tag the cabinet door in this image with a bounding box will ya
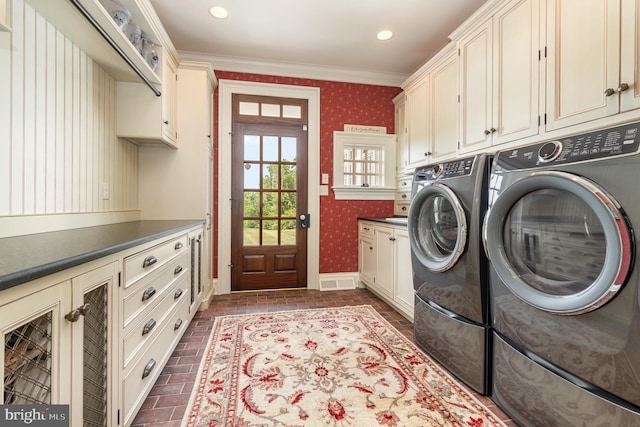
[546,0,620,130]
[1,282,71,406]
[458,18,493,152]
[374,226,395,299]
[359,234,376,285]
[405,78,430,169]
[621,0,640,112]
[161,57,178,144]
[393,228,414,319]
[70,262,119,427]
[394,95,407,172]
[429,51,458,160]
[493,0,541,145]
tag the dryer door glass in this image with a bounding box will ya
[408,183,467,272]
[484,171,633,314]
[504,189,605,295]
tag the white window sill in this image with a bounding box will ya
[332,186,396,200]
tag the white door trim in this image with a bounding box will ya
[217,79,321,294]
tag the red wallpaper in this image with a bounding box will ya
[213,72,402,276]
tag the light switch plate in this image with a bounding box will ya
[319,185,329,196]
[321,173,329,184]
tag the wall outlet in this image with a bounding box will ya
[319,185,329,196]
[102,182,110,200]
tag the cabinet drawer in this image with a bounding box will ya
[123,274,189,368]
[359,221,375,236]
[122,293,190,425]
[123,252,189,328]
[396,190,411,202]
[124,234,188,288]
[397,176,412,190]
[394,202,410,216]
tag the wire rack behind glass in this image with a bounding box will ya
[83,284,109,427]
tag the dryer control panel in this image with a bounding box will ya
[495,121,640,171]
[414,156,475,181]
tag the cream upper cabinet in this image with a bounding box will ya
[393,93,407,172]
[545,0,622,130]
[404,77,430,169]
[429,50,458,160]
[620,0,640,112]
[458,0,541,152]
[116,52,179,147]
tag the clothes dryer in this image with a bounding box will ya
[408,154,491,395]
[484,122,640,426]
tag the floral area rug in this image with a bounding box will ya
[182,305,505,427]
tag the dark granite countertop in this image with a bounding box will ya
[0,220,204,291]
[359,217,408,226]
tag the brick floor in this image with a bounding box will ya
[130,288,518,427]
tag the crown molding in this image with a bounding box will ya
[177,51,407,87]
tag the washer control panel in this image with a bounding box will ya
[414,156,475,181]
[496,121,640,171]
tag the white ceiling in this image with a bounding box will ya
[149,0,487,86]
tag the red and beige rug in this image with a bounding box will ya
[182,305,505,427]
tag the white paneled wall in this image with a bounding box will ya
[0,0,138,225]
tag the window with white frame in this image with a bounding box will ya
[332,131,396,200]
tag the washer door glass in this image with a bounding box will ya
[409,183,467,272]
[484,171,633,314]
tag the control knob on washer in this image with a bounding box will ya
[538,141,562,162]
[433,164,444,176]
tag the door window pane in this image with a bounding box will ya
[281,220,296,245]
[281,192,296,217]
[239,102,259,116]
[263,136,279,161]
[244,163,260,189]
[244,135,260,160]
[282,105,302,119]
[262,104,280,117]
[262,192,278,218]
[262,220,279,245]
[243,220,259,245]
[243,192,260,217]
[282,137,297,161]
[262,165,279,190]
[416,195,458,259]
[281,165,296,190]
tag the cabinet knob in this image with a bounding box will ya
[401,206,407,211]
[490,128,497,133]
[163,120,169,125]
[401,194,407,199]
[618,83,630,93]
[174,265,183,275]
[389,237,396,241]
[604,88,616,96]
[174,288,183,299]
[424,152,432,156]
[174,318,183,331]
[175,242,184,250]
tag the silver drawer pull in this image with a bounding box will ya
[174,288,183,299]
[142,359,156,379]
[142,319,156,336]
[142,255,157,268]
[174,265,183,275]
[175,242,183,250]
[401,194,407,199]
[401,206,407,211]
[142,287,156,302]
[174,318,183,331]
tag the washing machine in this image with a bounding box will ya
[483,121,640,426]
[408,153,491,395]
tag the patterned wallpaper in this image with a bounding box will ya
[213,72,402,276]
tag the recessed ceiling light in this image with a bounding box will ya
[377,30,393,41]
[209,6,228,19]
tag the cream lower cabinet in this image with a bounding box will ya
[1,260,119,427]
[1,226,202,427]
[358,221,414,321]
